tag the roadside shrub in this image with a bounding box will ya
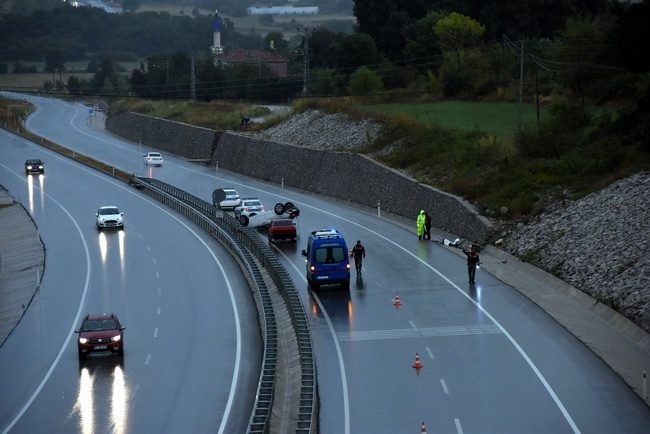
[348,66,384,96]
[440,69,472,97]
[515,102,592,158]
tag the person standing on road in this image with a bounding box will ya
[424,211,432,240]
[463,245,481,284]
[416,210,426,240]
[350,240,366,274]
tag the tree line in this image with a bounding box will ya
[0,0,648,106]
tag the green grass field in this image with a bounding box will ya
[356,101,542,140]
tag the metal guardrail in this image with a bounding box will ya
[2,118,317,433]
[131,177,317,434]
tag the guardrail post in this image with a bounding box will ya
[377,200,381,219]
[281,177,284,189]
[216,161,219,176]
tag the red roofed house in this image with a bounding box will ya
[220,49,288,78]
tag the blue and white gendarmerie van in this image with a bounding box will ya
[302,229,351,289]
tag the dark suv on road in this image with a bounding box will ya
[76,313,125,358]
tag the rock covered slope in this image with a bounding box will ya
[254,110,382,151]
[256,109,649,333]
[504,172,650,332]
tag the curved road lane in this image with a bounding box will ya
[7,93,650,433]
[0,127,261,433]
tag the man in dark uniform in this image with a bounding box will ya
[463,245,480,284]
[350,240,366,274]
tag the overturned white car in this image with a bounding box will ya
[237,202,300,228]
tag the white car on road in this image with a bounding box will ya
[96,206,124,230]
[143,152,164,166]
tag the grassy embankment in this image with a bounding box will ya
[296,97,649,218]
[110,99,271,131]
[112,96,650,218]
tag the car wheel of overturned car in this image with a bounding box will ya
[284,202,294,210]
[239,215,249,226]
[274,203,285,215]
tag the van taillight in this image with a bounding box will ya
[310,265,316,271]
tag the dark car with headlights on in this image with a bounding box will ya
[76,313,124,358]
[24,159,44,175]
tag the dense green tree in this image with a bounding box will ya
[328,33,383,70]
[434,12,485,72]
[348,66,383,95]
[553,17,610,102]
[403,11,443,65]
[44,49,65,73]
[615,0,650,73]
[352,0,608,58]
[66,75,81,95]
[307,28,343,69]
[311,69,338,96]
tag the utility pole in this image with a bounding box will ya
[191,52,196,102]
[300,28,310,95]
[518,39,524,131]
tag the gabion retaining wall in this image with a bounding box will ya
[106,112,494,244]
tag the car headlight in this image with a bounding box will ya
[111,335,121,342]
[79,337,88,344]
[27,165,32,169]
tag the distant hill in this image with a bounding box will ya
[0,0,62,15]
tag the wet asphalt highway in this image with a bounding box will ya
[0,124,261,433]
[1,94,649,433]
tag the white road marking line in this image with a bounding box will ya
[157,306,161,315]
[0,164,92,434]
[145,354,152,365]
[338,324,501,341]
[155,271,160,279]
[153,327,158,338]
[146,245,151,251]
[409,320,417,330]
[426,347,434,359]
[272,247,351,434]
[455,418,463,434]
[152,258,157,264]
[1,118,244,434]
[157,288,161,296]
[440,379,449,394]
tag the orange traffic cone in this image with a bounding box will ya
[393,293,402,307]
[420,422,428,433]
[412,352,423,369]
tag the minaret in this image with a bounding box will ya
[210,9,224,63]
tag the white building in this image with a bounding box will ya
[246,5,319,16]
